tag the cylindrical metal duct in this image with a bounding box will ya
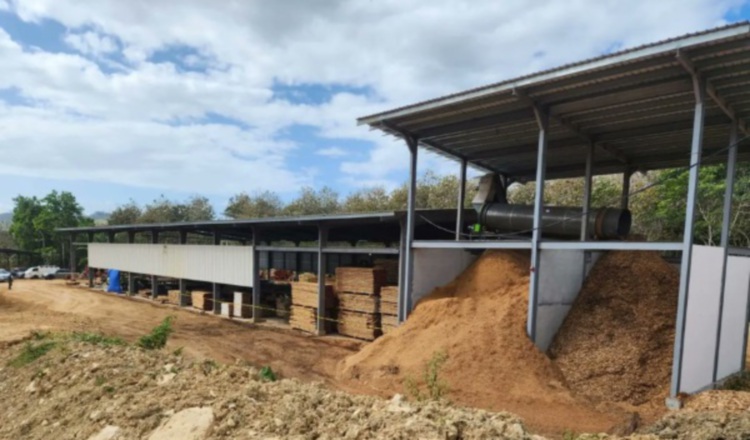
[478,203,631,239]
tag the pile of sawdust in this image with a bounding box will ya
[340,250,619,434]
[548,251,679,406]
[685,390,750,412]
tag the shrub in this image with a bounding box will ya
[8,341,56,368]
[137,316,175,350]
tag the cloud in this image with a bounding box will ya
[316,147,347,157]
[0,0,745,199]
[64,31,118,56]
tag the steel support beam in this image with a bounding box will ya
[412,240,532,250]
[670,75,706,400]
[150,231,159,300]
[676,50,750,136]
[456,158,467,240]
[397,220,407,323]
[212,231,221,314]
[403,135,419,318]
[528,106,549,342]
[316,226,329,335]
[127,231,135,295]
[713,120,739,383]
[178,231,189,307]
[581,143,594,241]
[251,228,261,323]
[87,232,95,288]
[621,168,633,210]
[539,241,683,251]
[68,234,76,277]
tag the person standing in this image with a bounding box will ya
[8,273,12,290]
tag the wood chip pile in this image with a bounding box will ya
[335,267,386,340]
[191,291,213,311]
[290,282,336,334]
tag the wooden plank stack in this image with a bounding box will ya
[335,267,386,340]
[381,313,399,335]
[167,290,181,305]
[379,286,399,317]
[290,282,335,334]
[192,291,213,311]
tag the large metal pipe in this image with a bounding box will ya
[478,203,631,240]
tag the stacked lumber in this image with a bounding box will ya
[290,282,335,334]
[374,259,399,285]
[192,291,213,311]
[379,286,399,316]
[167,290,181,305]
[335,267,386,295]
[221,303,234,318]
[336,267,387,341]
[380,313,399,335]
[233,291,252,318]
[338,310,381,340]
[297,272,317,283]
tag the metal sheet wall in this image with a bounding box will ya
[89,243,254,287]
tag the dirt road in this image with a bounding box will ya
[0,280,361,384]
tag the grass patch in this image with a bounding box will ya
[71,332,126,347]
[137,316,175,350]
[8,341,57,368]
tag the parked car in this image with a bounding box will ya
[11,267,27,278]
[24,266,60,280]
[53,269,73,279]
[0,269,11,282]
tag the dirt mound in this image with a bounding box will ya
[0,334,537,440]
[340,250,620,435]
[548,251,679,406]
[685,390,750,412]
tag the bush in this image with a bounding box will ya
[405,350,449,401]
[137,316,175,350]
[259,366,277,382]
[71,332,126,347]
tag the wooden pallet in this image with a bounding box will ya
[291,282,335,309]
[336,267,386,296]
[192,291,213,311]
[338,310,380,341]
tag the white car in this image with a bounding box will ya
[0,269,10,282]
[24,266,60,280]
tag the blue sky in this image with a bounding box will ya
[0,0,747,216]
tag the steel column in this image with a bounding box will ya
[397,219,407,323]
[528,107,549,341]
[212,231,221,314]
[317,226,329,335]
[403,136,419,318]
[251,228,261,323]
[670,76,706,399]
[621,168,633,210]
[581,143,594,241]
[713,120,739,383]
[151,231,159,300]
[127,231,135,295]
[178,231,188,307]
[68,234,76,277]
[456,158,467,240]
[87,232,94,288]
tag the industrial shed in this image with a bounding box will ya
[357,22,750,404]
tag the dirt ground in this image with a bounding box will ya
[0,279,362,385]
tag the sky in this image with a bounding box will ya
[0,0,749,216]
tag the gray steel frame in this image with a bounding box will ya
[255,245,398,255]
[713,120,739,382]
[456,158,467,240]
[581,143,594,241]
[670,74,706,398]
[317,227,328,335]
[527,107,549,341]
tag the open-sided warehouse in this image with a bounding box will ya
[357,22,750,404]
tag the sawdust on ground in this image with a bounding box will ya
[548,251,679,412]
[340,250,623,436]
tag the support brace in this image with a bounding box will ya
[528,105,549,341]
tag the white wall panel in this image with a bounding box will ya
[717,255,750,380]
[681,245,725,393]
[89,243,254,287]
[412,249,477,305]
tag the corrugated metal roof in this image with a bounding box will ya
[358,22,750,180]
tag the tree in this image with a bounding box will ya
[284,186,340,216]
[137,195,216,224]
[224,191,283,219]
[342,187,392,213]
[108,200,142,225]
[9,191,92,265]
[183,196,215,222]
